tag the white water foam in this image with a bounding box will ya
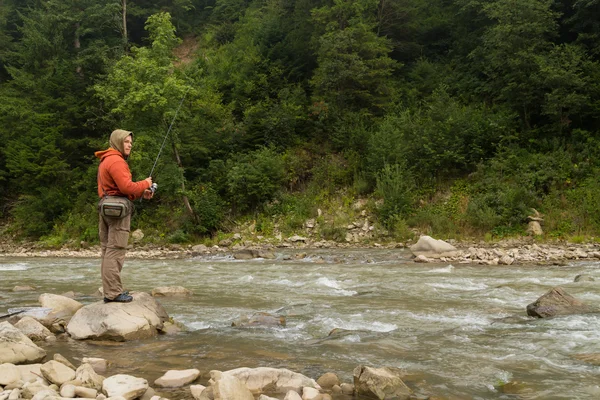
[427,279,488,291]
[0,263,29,271]
[425,265,455,273]
[316,277,357,296]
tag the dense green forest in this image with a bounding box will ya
[1,0,600,246]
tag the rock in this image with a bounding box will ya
[30,388,59,400]
[353,365,412,400]
[16,363,42,382]
[0,364,20,385]
[131,229,144,243]
[413,255,430,263]
[498,255,514,265]
[284,391,302,400]
[102,374,148,400]
[258,395,279,400]
[0,322,46,364]
[8,389,20,400]
[39,293,83,316]
[74,385,97,398]
[154,369,200,388]
[288,235,307,243]
[40,360,76,386]
[574,274,595,282]
[151,287,193,297]
[140,387,156,400]
[66,292,169,341]
[526,287,599,318]
[301,387,320,400]
[21,381,51,399]
[81,357,108,373]
[75,363,105,390]
[233,250,256,260]
[231,313,286,328]
[212,374,254,400]
[191,244,209,255]
[53,354,76,370]
[526,221,543,236]
[316,373,340,389]
[60,384,76,398]
[215,367,320,394]
[190,384,206,400]
[331,385,342,394]
[409,236,458,258]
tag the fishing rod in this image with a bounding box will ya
[147,87,191,194]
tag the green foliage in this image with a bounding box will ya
[226,146,286,212]
[375,163,415,226]
[187,184,224,234]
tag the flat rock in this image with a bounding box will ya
[66,292,169,341]
[102,374,148,400]
[215,367,320,394]
[154,369,200,387]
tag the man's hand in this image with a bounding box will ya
[143,189,154,199]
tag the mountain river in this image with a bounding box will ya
[1,248,599,399]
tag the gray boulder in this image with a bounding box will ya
[66,292,169,341]
[526,287,599,318]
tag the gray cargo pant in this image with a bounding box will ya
[99,205,131,300]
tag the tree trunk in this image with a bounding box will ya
[74,22,82,75]
[171,141,198,222]
[122,0,128,49]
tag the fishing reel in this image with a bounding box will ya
[150,183,158,194]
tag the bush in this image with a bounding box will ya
[188,184,224,234]
[226,147,286,212]
[375,163,415,227]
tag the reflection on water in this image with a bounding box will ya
[2,249,600,399]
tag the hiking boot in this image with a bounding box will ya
[104,292,133,303]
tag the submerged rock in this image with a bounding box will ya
[231,312,286,328]
[151,286,193,297]
[66,292,169,341]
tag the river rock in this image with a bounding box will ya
[74,385,97,398]
[526,287,599,318]
[81,357,108,373]
[60,384,76,398]
[231,313,286,328]
[40,360,76,386]
[258,395,279,400]
[190,384,206,400]
[75,363,105,390]
[12,286,35,292]
[301,387,320,400]
[214,367,320,394]
[409,236,458,258]
[154,369,200,387]
[316,372,340,389]
[53,354,76,370]
[30,388,59,400]
[574,274,595,282]
[21,381,51,399]
[151,287,193,297]
[16,364,42,382]
[212,374,254,400]
[0,364,20,385]
[0,322,46,364]
[284,391,302,400]
[39,293,83,316]
[14,317,53,341]
[353,365,412,400]
[66,292,169,341]
[102,374,148,400]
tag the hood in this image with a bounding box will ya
[109,129,133,157]
[94,148,123,160]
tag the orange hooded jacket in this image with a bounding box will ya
[95,130,150,201]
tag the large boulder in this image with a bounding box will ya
[39,293,83,315]
[0,322,46,364]
[66,292,169,341]
[40,360,76,386]
[213,367,320,395]
[353,366,412,400]
[212,374,254,400]
[526,287,599,318]
[409,236,458,258]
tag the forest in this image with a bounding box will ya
[1,0,600,246]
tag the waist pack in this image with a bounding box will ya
[99,196,133,218]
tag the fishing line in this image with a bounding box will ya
[148,86,191,180]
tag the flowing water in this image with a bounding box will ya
[1,249,600,399]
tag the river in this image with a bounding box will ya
[1,248,599,399]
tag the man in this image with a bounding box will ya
[95,129,153,303]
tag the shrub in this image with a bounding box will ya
[375,163,415,227]
[188,184,224,234]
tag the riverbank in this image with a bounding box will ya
[1,235,600,265]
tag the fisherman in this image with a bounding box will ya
[95,129,153,303]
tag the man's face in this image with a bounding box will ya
[123,135,133,157]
